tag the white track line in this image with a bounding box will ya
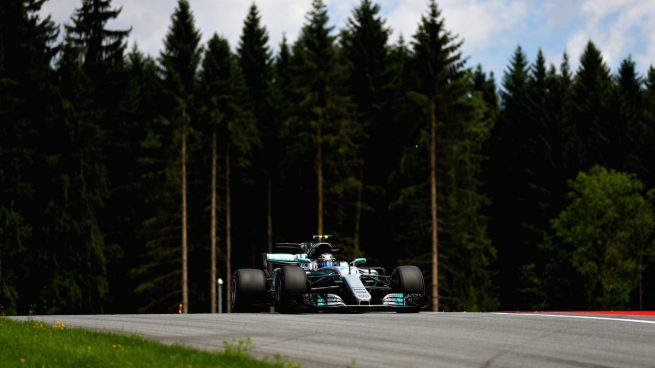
[495,312,655,325]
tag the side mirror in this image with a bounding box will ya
[297,257,312,264]
[352,258,366,265]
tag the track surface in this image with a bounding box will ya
[12,312,655,367]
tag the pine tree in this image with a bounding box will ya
[642,67,655,187]
[200,35,237,313]
[544,52,573,211]
[271,36,298,243]
[399,0,495,311]
[286,0,362,248]
[547,53,573,184]
[0,7,35,309]
[200,34,257,313]
[107,46,160,312]
[200,35,228,314]
[472,65,499,122]
[272,35,292,149]
[66,0,129,72]
[341,0,393,256]
[38,26,113,313]
[513,51,572,308]
[569,42,613,172]
[486,46,532,309]
[237,4,275,257]
[64,0,130,115]
[0,1,109,314]
[641,67,655,307]
[614,58,647,179]
[274,36,292,114]
[413,0,451,311]
[156,0,201,314]
[65,0,134,313]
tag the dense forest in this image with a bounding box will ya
[1,0,655,315]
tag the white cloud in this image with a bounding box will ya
[385,0,528,49]
[544,0,578,28]
[326,0,359,30]
[41,0,313,57]
[194,0,311,52]
[42,0,527,59]
[384,0,425,40]
[384,0,528,75]
[566,0,655,72]
[441,0,528,50]
[37,0,655,77]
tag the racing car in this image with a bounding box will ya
[231,235,426,313]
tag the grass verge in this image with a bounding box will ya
[0,317,298,368]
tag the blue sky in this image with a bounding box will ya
[41,0,655,83]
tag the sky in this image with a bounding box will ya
[41,0,655,82]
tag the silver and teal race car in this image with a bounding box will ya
[232,235,426,313]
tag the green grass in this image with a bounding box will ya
[0,318,298,368]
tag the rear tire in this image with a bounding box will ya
[275,266,307,314]
[232,269,266,313]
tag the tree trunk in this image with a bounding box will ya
[430,100,439,312]
[181,108,189,314]
[267,176,273,253]
[210,126,217,314]
[639,240,644,310]
[225,145,232,313]
[251,226,256,267]
[354,169,363,256]
[316,124,323,234]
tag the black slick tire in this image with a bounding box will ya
[391,265,425,313]
[391,265,425,294]
[232,268,266,313]
[275,266,307,314]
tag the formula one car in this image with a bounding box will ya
[232,235,426,313]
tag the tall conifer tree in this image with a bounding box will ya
[273,36,292,118]
[0,0,58,314]
[237,4,275,255]
[400,0,495,311]
[66,0,133,313]
[287,0,361,245]
[201,34,257,313]
[569,42,613,172]
[642,67,655,187]
[201,34,248,313]
[487,46,531,308]
[341,0,392,256]
[158,0,201,314]
[413,0,454,311]
[614,58,648,179]
[107,46,160,312]
[271,36,298,242]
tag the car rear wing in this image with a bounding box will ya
[261,252,311,268]
[273,243,303,254]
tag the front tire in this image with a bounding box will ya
[391,265,425,294]
[275,266,307,314]
[391,265,425,313]
[232,269,266,312]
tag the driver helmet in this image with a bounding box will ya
[317,253,336,268]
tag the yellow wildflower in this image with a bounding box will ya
[31,321,46,330]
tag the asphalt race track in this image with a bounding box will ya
[11,312,655,367]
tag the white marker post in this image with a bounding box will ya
[217,278,223,314]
